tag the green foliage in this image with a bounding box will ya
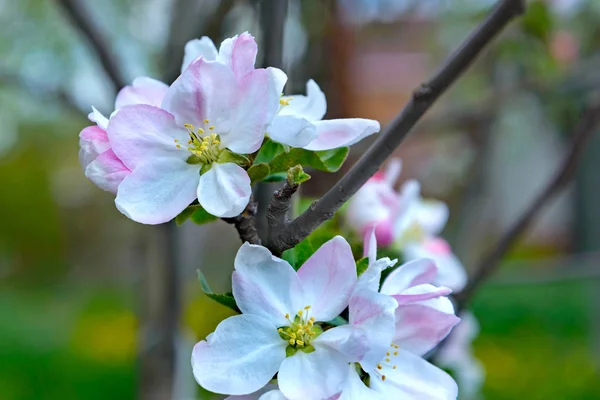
[287,165,311,184]
[254,139,285,164]
[522,0,553,44]
[247,163,271,185]
[269,147,349,174]
[175,205,218,226]
[218,149,251,167]
[196,270,240,313]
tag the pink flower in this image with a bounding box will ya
[107,52,281,223]
[336,230,460,399]
[79,78,168,193]
[346,158,468,291]
[192,237,389,399]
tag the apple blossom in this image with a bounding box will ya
[192,236,393,399]
[346,158,468,291]
[107,54,282,223]
[337,230,459,399]
[182,33,381,151]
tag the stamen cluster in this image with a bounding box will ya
[278,305,322,353]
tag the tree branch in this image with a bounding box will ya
[454,97,600,311]
[55,0,127,92]
[223,199,262,245]
[266,0,526,253]
[266,179,299,253]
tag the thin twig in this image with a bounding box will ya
[223,199,262,245]
[267,0,526,253]
[454,98,600,311]
[55,0,127,92]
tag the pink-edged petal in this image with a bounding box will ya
[348,289,397,370]
[218,32,258,79]
[107,104,190,170]
[232,242,304,327]
[297,236,357,321]
[85,149,131,194]
[222,68,281,154]
[303,118,380,151]
[380,258,438,296]
[313,325,368,364]
[345,183,393,235]
[197,162,250,218]
[404,241,468,292]
[115,77,168,109]
[88,106,108,130]
[182,37,218,73]
[369,349,458,400]
[79,125,110,168]
[278,348,349,400]
[162,58,238,132]
[337,366,385,400]
[192,314,286,396]
[394,295,460,356]
[364,226,377,263]
[114,158,199,224]
[279,79,327,121]
[392,284,452,306]
[267,115,317,148]
[393,179,421,237]
[357,257,396,293]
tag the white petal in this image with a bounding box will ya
[88,106,109,130]
[304,118,380,151]
[192,315,286,395]
[313,325,368,364]
[383,158,402,186]
[258,390,288,400]
[297,236,357,321]
[403,242,468,292]
[85,149,130,194]
[414,199,449,236]
[115,77,168,109]
[197,162,251,218]
[369,349,458,399]
[348,289,397,370]
[267,115,317,148]
[357,257,396,293]
[269,67,288,96]
[218,32,258,79]
[337,365,385,400]
[115,158,199,224]
[380,258,438,295]
[233,243,304,327]
[279,79,327,121]
[278,348,349,400]
[225,384,280,400]
[182,37,218,73]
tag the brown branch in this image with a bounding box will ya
[55,0,127,92]
[223,199,261,245]
[266,179,299,254]
[266,0,526,254]
[454,97,600,311]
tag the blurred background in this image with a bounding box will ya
[1,0,600,399]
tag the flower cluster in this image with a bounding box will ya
[345,159,467,292]
[79,32,379,223]
[192,234,460,399]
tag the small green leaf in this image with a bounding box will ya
[176,205,218,226]
[254,138,285,164]
[269,147,349,174]
[197,269,240,313]
[522,0,552,43]
[263,172,287,182]
[356,257,370,277]
[287,165,311,184]
[218,149,251,167]
[247,163,271,185]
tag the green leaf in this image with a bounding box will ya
[176,205,218,226]
[522,0,552,43]
[282,239,315,270]
[326,316,348,327]
[263,172,287,182]
[287,165,311,184]
[254,138,285,164]
[197,269,240,313]
[247,163,271,185]
[218,149,251,167]
[269,147,349,174]
[356,257,369,277]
